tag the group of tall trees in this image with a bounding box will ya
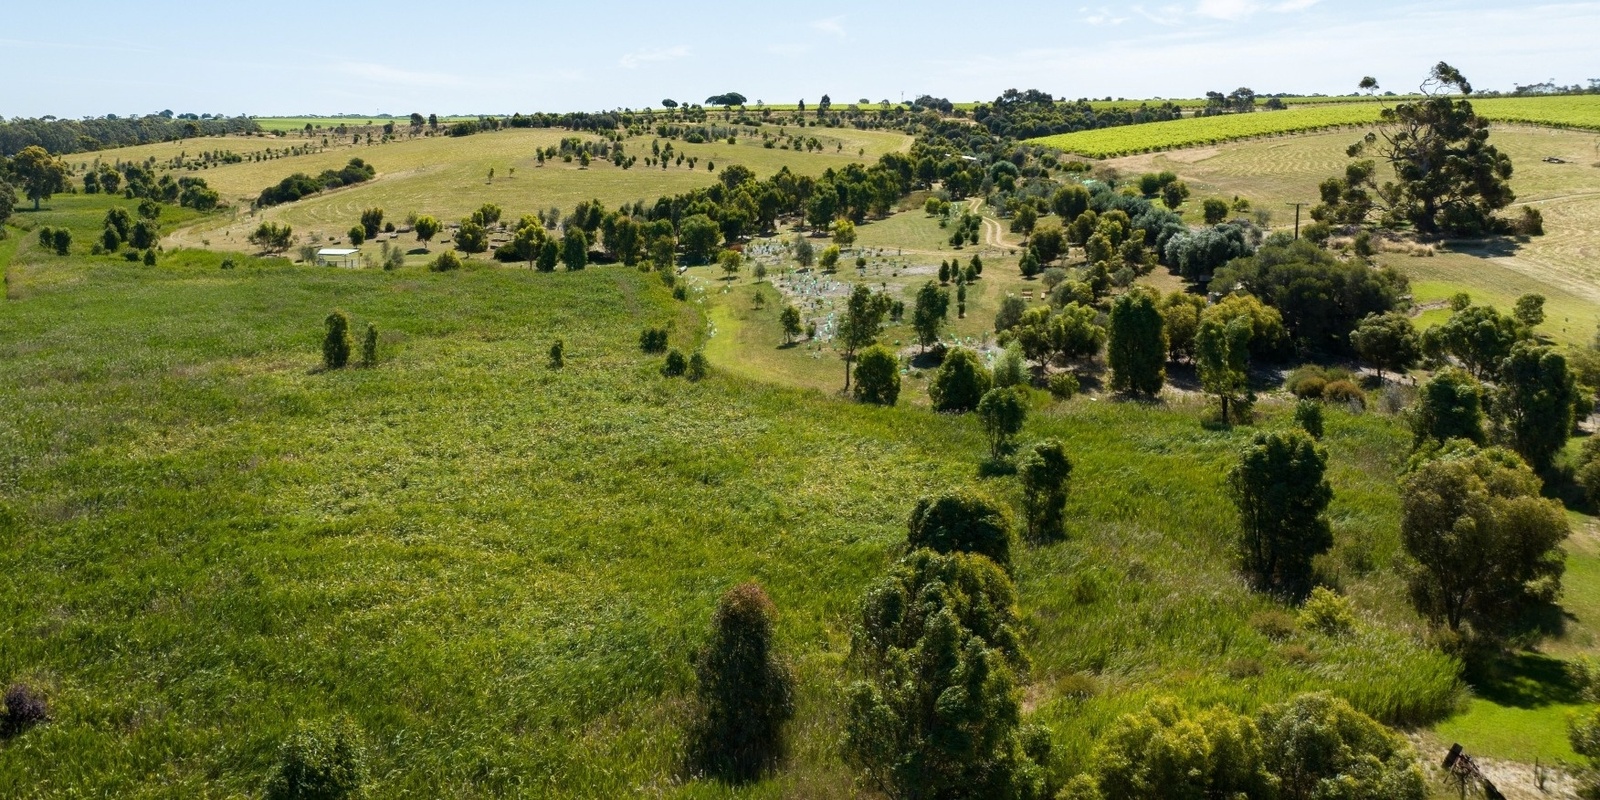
[0,113,259,157]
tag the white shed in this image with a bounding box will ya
[316,248,361,268]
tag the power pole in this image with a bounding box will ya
[1287,203,1305,239]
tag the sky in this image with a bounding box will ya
[5,0,1597,118]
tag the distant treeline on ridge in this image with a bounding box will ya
[0,114,260,158]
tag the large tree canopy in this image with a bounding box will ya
[1315,63,1515,237]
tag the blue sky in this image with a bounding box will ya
[5,0,1596,118]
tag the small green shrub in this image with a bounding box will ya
[548,339,564,369]
[361,324,378,367]
[264,717,369,800]
[1047,371,1079,400]
[662,349,687,377]
[2,683,48,735]
[639,327,669,353]
[322,310,352,370]
[687,352,708,382]
[1299,587,1356,636]
[1294,399,1324,439]
[1321,380,1366,408]
[429,250,462,272]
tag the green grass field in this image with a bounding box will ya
[8,93,1600,796]
[1029,95,1600,157]
[1,191,1469,797]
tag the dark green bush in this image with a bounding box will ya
[263,717,369,800]
[689,583,795,782]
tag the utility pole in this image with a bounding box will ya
[1287,203,1305,239]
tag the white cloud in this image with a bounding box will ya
[1194,0,1319,19]
[619,45,691,69]
[1084,7,1129,24]
[335,61,461,88]
[812,15,847,37]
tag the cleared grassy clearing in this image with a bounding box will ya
[1031,95,1600,157]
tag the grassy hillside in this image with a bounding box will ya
[1103,126,1600,347]
[0,194,1460,796]
[1028,95,1600,157]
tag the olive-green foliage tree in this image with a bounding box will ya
[1229,430,1333,600]
[1320,64,1515,237]
[11,145,69,210]
[361,323,378,367]
[561,228,588,270]
[413,215,441,246]
[778,305,802,344]
[1012,304,1103,372]
[679,214,721,265]
[977,387,1027,461]
[322,310,352,370]
[454,220,488,253]
[1411,367,1485,447]
[836,284,892,392]
[1493,341,1577,473]
[1511,295,1546,330]
[853,345,901,406]
[347,226,365,246]
[1400,443,1568,639]
[1351,311,1421,382]
[359,208,384,239]
[717,248,742,279]
[1107,290,1166,396]
[845,551,1046,800]
[511,223,546,269]
[1018,439,1073,543]
[906,490,1013,570]
[995,294,1028,334]
[429,250,462,272]
[911,280,950,352]
[1160,292,1206,364]
[689,582,795,783]
[264,717,369,800]
[929,347,993,413]
[1421,303,1524,379]
[1195,316,1254,424]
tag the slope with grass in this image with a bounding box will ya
[1029,95,1600,157]
[1101,126,1600,347]
[105,126,911,253]
[0,193,1460,796]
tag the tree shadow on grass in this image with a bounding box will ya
[1469,651,1583,709]
[1442,238,1523,259]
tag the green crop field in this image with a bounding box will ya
[1030,95,1600,157]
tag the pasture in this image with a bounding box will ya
[1,189,1462,797]
[95,126,912,252]
[8,89,1600,797]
